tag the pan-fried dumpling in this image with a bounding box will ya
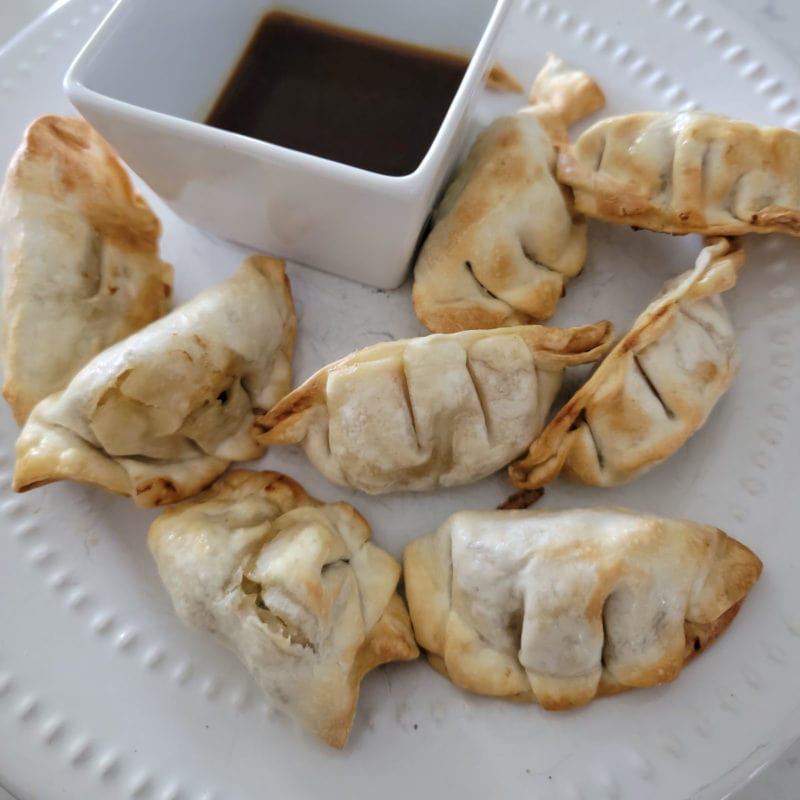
[148,470,418,749]
[0,116,174,424]
[255,320,614,494]
[412,54,605,333]
[404,506,761,709]
[558,110,800,235]
[509,237,743,489]
[13,256,295,507]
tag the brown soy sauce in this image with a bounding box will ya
[205,11,470,176]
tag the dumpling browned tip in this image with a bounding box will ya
[688,528,763,623]
[528,52,606,133]
[252,369,327,443]
[404,507,761,710]
[532,318,614,365]
[484,63,524,94]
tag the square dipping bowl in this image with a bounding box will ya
[64,0,512,288]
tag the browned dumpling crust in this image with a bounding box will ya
[13,256,295,507]
[484,63,524,94]
[510,237,743,490]
[0,116,174,424]
[148,470,418,748]
[404,507,761,710]
[558,110,800,235]
[255,320,613,494]
[411,54,605,333]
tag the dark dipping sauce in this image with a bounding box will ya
[204,11,470,176]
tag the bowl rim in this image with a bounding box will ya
[63,0,514,189]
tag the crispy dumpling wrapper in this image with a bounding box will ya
[558,110,800,235]
[509,237,743,489]
[412,54,605,333]
[0,115,174,424]
[148,470,418,748]
[255,320,614,494]
[484,63,524,94]
[13,256,295,507]
[404,507,761,709]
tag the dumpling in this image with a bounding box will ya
[13,256,295,507]
[255,320,614,494]
[557,110,800,235]
[404,506,761,709]
[412,54,605,333]
[148,470,418,748]
[509,237,743,489]
[0,116,173,424]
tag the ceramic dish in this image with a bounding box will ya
[64,0,512,289]
[0,1,799,799]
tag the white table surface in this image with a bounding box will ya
[0,1,799,799]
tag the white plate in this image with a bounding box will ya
[1,1,799,799]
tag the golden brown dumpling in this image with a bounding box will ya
[14,256,295,507]
[255,321,613,494]
[0,116,173,424]
[148,470,418,748]
[404,506,761,709]
[558,110,800,235]
[412,54,605,332]
[509,237,743,489]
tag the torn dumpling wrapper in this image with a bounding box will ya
[148,470,418,748]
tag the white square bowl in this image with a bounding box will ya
[64,0,512,288]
